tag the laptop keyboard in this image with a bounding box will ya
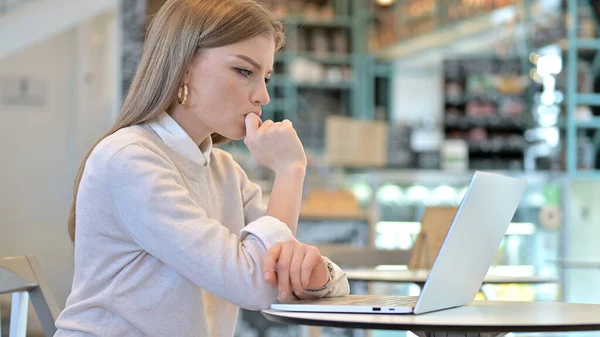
[341,296,419,307]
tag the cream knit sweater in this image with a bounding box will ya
[54,113,349,337]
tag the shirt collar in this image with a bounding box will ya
[148,112,212,166]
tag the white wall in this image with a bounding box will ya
[0,9,117,334]
[0,0,119,59]
[390,60,444,124]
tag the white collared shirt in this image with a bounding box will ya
[148,112,212,167]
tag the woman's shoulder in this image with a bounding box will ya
[88,125,165,167]
[210,148,257,182]
[211,147,234,162]
[210,147,244,171]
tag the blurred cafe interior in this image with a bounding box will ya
[2,0,600,336]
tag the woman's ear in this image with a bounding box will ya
[183,52,201,84]
[182,70,190,86]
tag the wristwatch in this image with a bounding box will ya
[301,256,336,297]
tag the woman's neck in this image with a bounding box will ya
[168,105,211,146]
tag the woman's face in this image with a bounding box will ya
[175,33,275,143]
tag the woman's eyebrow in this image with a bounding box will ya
[231,54,273,74]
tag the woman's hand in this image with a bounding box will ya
[244,113,307,175]
[263,239,329,301]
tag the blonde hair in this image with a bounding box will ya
[68,0,285,242]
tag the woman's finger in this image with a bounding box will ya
[289,245,307,296]
[301,246,322,288]
[244,113,262,137]
[263,243,282,287]
[258,119,274,135]
[276,241,294,300]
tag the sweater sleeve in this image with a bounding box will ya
[106,144,293,310]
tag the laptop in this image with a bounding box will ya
[271,171,527,314]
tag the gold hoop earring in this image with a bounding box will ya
[178,84,188,105]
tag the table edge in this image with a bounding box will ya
[261,310,600,333]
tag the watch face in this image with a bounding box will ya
[325,258,335,285]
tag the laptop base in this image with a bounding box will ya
[271,295,417,314]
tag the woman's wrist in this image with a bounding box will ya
[275,162,306,179]
[305,262,330,290]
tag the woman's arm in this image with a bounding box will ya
[265,164,305,235]
[241,114,351,302]
[107,144,294,310]
[237,160,305,236]
[243,114,307,235]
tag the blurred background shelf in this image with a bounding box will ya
[281,16,353,28]
[372,4,520,63]
[295,81,355,89]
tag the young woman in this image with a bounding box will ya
[54,0,349,336]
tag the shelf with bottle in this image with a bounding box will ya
[267,72,355,89]
[443,57,530,170]
[281,15,352,28]
[367,0,520,56]
[267,0,353,26]
[444,114,527,132]
[276,51,353,65]
[260,0,371,125]
[467,137,526,156]
[444,91,529,105]
[295,81,354,90]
